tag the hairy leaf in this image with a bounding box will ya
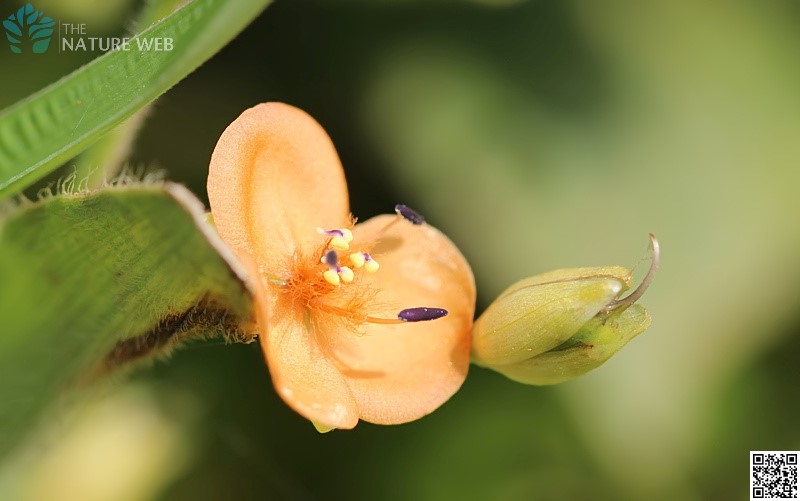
[0,184,253,457]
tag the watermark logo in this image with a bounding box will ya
[3,3,173,55]
[3,3,55,54]
[60,24,173,52]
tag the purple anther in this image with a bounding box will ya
[397,307,448,322]
[324,250,339,268]
[394,204,425,225]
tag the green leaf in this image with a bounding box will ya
[72,0,190,189]
[0,0,272,198]
[0,183,253,458]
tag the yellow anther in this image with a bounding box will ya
[323,269,340,286]
[364,259,380,273]
[349,252,366,268]
[339,266,355,283]
[341,228,354,243]
[329,236,349,251]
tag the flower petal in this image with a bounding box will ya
[262,309,360,430]
[242,254,359,429]
[208,102,350,275]
[336,215,476,424]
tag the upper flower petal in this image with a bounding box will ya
[207,102,350,275]
[332,214,476,424]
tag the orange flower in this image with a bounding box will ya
[207,103,476,430]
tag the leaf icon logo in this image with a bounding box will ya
[3,3,56,54]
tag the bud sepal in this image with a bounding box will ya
[484,303,650,385]
[470,235,659,385]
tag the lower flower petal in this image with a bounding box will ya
[338,215,476,424]
[243,255,359,430]
[263,309,360,430]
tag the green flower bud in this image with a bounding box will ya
[471,235,658,385]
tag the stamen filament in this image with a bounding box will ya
[365,316,407,325]
[377,217,400,237]
[374,203,423,240]
[312,303,449,325]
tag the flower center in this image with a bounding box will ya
[269,204,449,328]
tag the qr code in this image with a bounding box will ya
[751,451,798,500]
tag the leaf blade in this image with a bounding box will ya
[0,0,271,197]
[0,184,253,457]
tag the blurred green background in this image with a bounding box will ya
[2,0,799,499]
